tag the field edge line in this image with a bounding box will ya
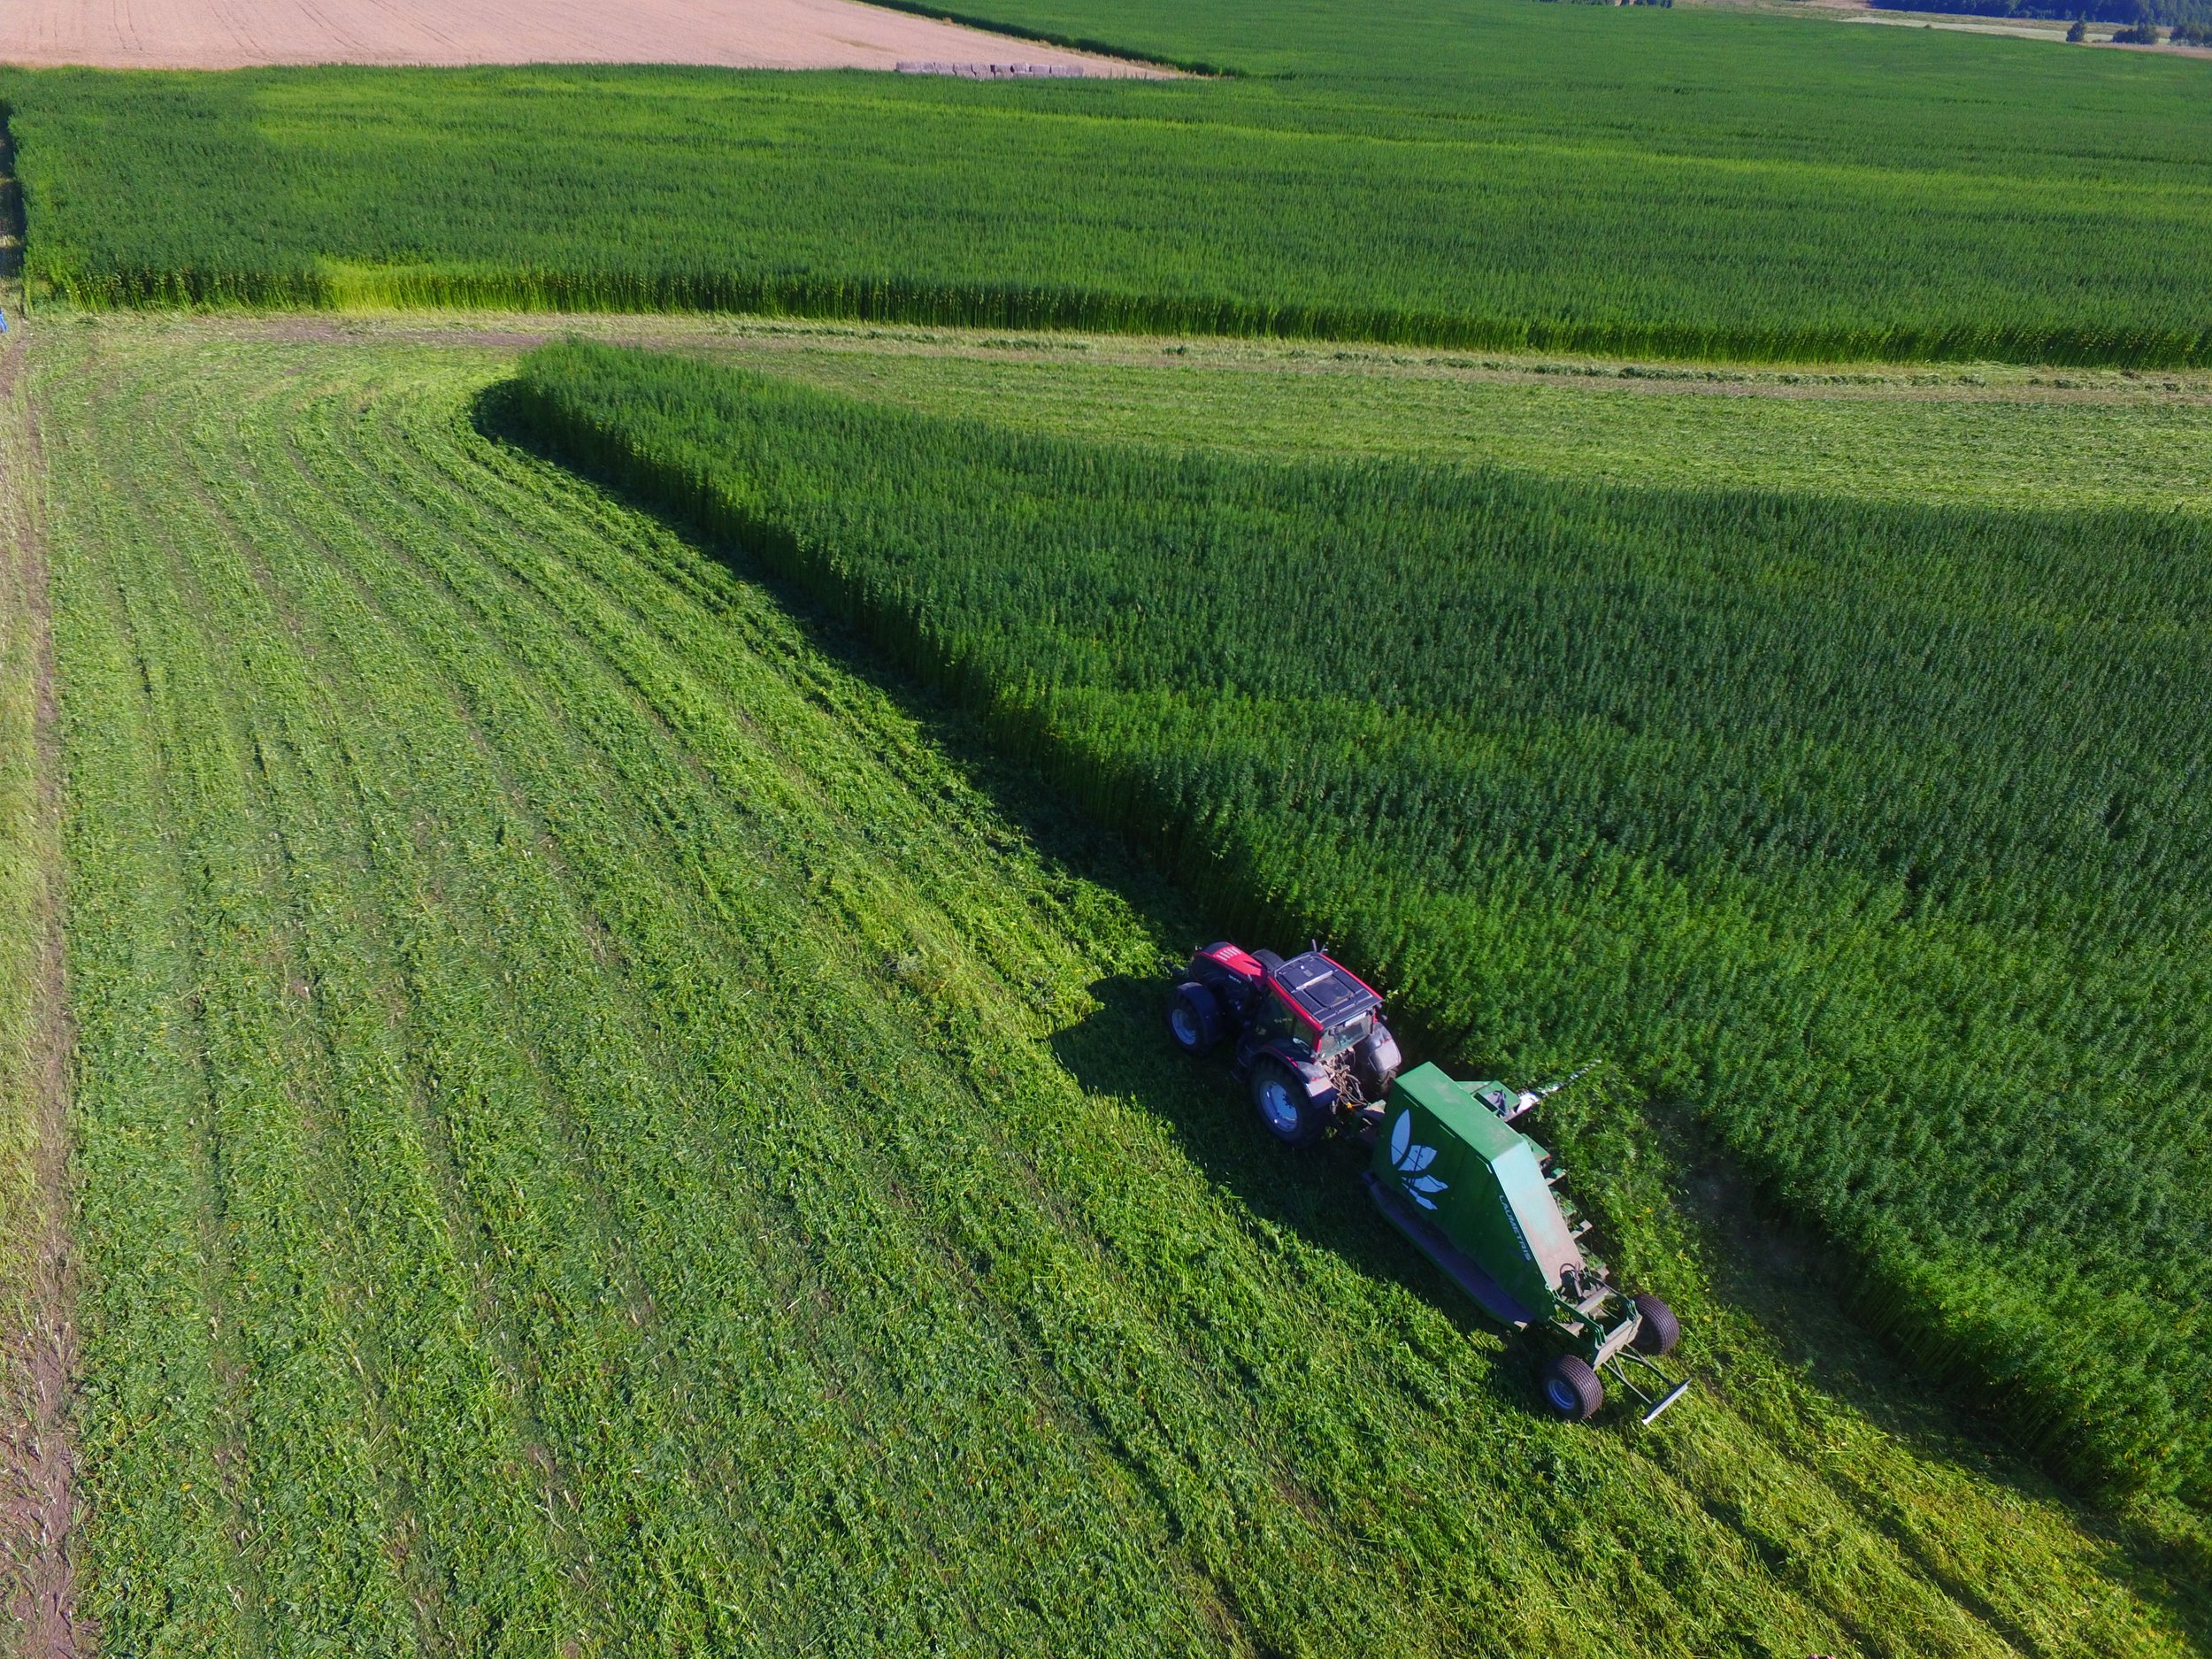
[35,272,2212,375]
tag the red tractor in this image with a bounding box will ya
[1167,942,1405,1145]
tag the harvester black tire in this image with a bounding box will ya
[1541,1354,1605,1422]
[1630,1294,1679,1356]
[1250,1060,1326,1147]
[1167,982,1222,1056]
[1253,949,1286,973]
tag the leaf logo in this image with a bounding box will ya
[1390,1110,1449,1210]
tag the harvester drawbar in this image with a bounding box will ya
[1169,941,1691,1425]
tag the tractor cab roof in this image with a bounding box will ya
[1269,950,1382,1035]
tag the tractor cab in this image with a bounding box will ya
[1170,941,1403,1143]
[1261,949,1381,1058]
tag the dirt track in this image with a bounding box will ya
[0,0,1165,73]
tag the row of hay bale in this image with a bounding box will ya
[895,61,1094,76]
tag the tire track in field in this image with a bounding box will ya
[304,369,1250,1655]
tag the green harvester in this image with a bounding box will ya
[1367,1064,1691,1423]
[1168,941,1689,1422]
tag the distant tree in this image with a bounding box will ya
[2067,15,2089,35]
[1875,0,2209,30]
[2113,19,2161,37]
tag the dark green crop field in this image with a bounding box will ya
[6,0,2212,363]
[508,341,2212,1511]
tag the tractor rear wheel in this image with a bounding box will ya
[1631,1294,1679,1356]
[1541,1354,1605,1421]
[1167,982,1221,1056]
[1250,1060,1325,1146]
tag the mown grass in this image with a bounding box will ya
[98,311,2212,516]
[6,0,2212,365]
[661,325,2212,513]
[0,316,46,1630]
[507,340,2212,1512]
[33,313,2212,1655]
[0,350,32,1243]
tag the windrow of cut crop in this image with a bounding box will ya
[501,342,2212,1510]
[0,304,66,1645]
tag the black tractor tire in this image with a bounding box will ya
[1253,949,1286,974]
[1630,1294,1680,1356]
[1250,1059,1327,1147]
[1541,1354,1606,1422]
[1167,982,1222,1056]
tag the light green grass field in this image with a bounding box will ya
[0,337,35,1301]
[664,323,2212,513]
[0,307,68,1650]
[22,310,2209,1655]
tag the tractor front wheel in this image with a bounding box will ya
[1541,1354,1605,1421]
[1251,1060,1325,1146]
[1167,982,1221,1056]
[1630,1294,1679,1356]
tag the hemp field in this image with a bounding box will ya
[9,0,2212,365]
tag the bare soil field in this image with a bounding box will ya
[0,0,1164,73]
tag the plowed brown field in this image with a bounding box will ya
[0,0,1163,72]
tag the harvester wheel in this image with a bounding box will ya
[1541,1354,1605,1421]
[1630,1294,1679,1356]
[1250,1060,1325,1146]
[1167,982,1221,1056]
